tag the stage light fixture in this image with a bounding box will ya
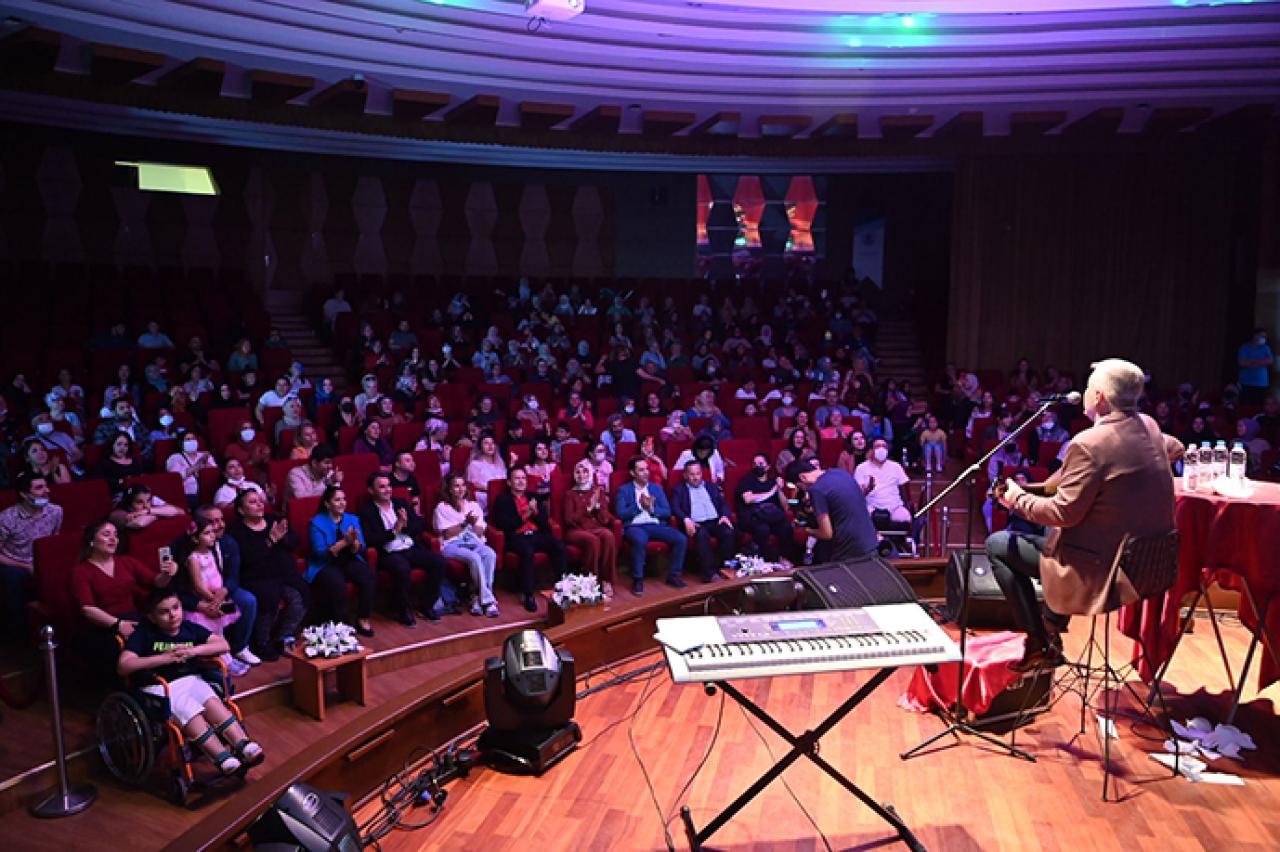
[114,161,218,195]
[247,782,361,852]
[478,630,581,775]
[525,0,585,21]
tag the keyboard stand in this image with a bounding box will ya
[679,670,927,852]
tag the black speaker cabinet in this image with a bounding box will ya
[795,555,918,610]
[945,550,1042,630]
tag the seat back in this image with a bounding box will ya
[50,479,112,532]
[288,496,323,559]
[123,472,187,509]
[1118,530,1180,601]
[33,531,85,633]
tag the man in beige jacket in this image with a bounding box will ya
[990,358,1183,671]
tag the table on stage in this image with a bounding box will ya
[1119,479,1280,719]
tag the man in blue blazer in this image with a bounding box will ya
[615,455,687,595]
[671,460,737,581]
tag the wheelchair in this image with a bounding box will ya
[96,658,253,806]
[871,507,921,558]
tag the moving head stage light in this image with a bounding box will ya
[478,630,581,775]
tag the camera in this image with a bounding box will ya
[220,601,238,615]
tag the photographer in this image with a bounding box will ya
[785,457,879,563]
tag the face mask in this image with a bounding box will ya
[624,404,635,414]
[782,395,794,406]
[527,399,539,411]
[872,447,889,463]
[159,414,174,428]
[753,464,768,476]
[36,422,54,435]
[707,366,716,375]
[240,428,256,443]
[31,497,49,508]
[1043,419,1055,430]
[593,451,606,462]
[341,401,355,413]
[183,439,199,454]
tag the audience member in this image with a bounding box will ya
[352,419,394,468]
[735,454,793,562]
[95,432,144,495]
[776,426,817,476]
[360,473,446,625]
[674,434,726,484]
[166,435,218,508]
[492,466,565,613]
[562,460,618,593]
[116,587,264,775]
[854,438,912,524]
[1238,328,1275,405]
[616,456,687,595]
[22,440,71,485]
[285,447,339,509]
[108,484,185,531]
[434,472,500,616]
[671,460,736,581]
[223,420,270,484]
[227,492,307,662]
[180,514,246,674]
[72,520,178,676]
[918,416,947,474]
[306,486,375,637]
[600,413,637,460]
[213,457,266,510]
[93,398,154,460]
[0,472,62,640]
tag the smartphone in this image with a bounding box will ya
[158,545,172,564]
[220,601,238,614]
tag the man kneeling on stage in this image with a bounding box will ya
[990,358,1184,672]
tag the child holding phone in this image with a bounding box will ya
[183,516,243,674]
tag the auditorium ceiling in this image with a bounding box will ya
[1,0,1277,167]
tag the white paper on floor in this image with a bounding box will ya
[1096,715,1119,740]
[1192,771,1246,786]
[1150,752,1208,779]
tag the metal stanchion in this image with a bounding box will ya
[940,506,951,559]
[30,625,96,819]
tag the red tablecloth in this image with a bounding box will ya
[1118,481,1280,692]
[900,631,1027,716]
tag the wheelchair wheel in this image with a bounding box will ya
[170,775,191,807]
[97,692,156,785]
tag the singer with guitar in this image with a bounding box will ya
[989,359,1184,672]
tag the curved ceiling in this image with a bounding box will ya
[1,0,1277,150]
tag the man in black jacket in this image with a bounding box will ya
[492,466,567,613]
[671,460,736,581]
[359,472,446,626]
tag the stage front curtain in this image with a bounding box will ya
[946,150,1239,391]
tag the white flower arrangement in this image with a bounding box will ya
[551,573,605,610]
[732,553,785,578]
[301,621,363,659]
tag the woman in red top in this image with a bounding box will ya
[72,520,178,677]
[562,460,618,593]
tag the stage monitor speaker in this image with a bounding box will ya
[945,550,1042,630]
[248,782,361,852]
[795,555,917,610]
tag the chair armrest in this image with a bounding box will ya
[486,527,506,554]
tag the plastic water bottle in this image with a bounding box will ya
[1229,441,1248,482]
[1199,442,1214,490]
[1213,440,1229,480]
[1182,444,1199,491]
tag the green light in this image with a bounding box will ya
[115,161,219,195]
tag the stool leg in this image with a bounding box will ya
[1102,612,1113,802]
[1078,617,1097,736]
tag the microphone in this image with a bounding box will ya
[1040,391,1081,404]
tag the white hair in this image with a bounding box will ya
[1088,358,1145,412]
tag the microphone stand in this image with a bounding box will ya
[899,398,1059,763]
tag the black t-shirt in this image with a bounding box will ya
[609,358,641,400]
[123,619,212,682]
[389,471,422,498]
[735,473,781,514]
[807,469,878,561]
[227,518,297,584]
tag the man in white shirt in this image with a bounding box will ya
[853,438,912,523]
[671,461,736,581]
[255,375,296,425]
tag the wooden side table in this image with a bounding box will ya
[288,647,371,721]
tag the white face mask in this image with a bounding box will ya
[183,439,199,454]
[159,414,174,428]
[527,399,539,411]
[240,428,256,443]
[782,395,794,406]
[36,422,54,435]
[872,447,889,463]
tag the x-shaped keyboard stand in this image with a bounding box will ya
[680,669,927,852]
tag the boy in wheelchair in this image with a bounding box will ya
[117,587,265,775]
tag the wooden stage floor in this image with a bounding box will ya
[356,618,1280,852]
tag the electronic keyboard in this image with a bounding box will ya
[657,603,961,683]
